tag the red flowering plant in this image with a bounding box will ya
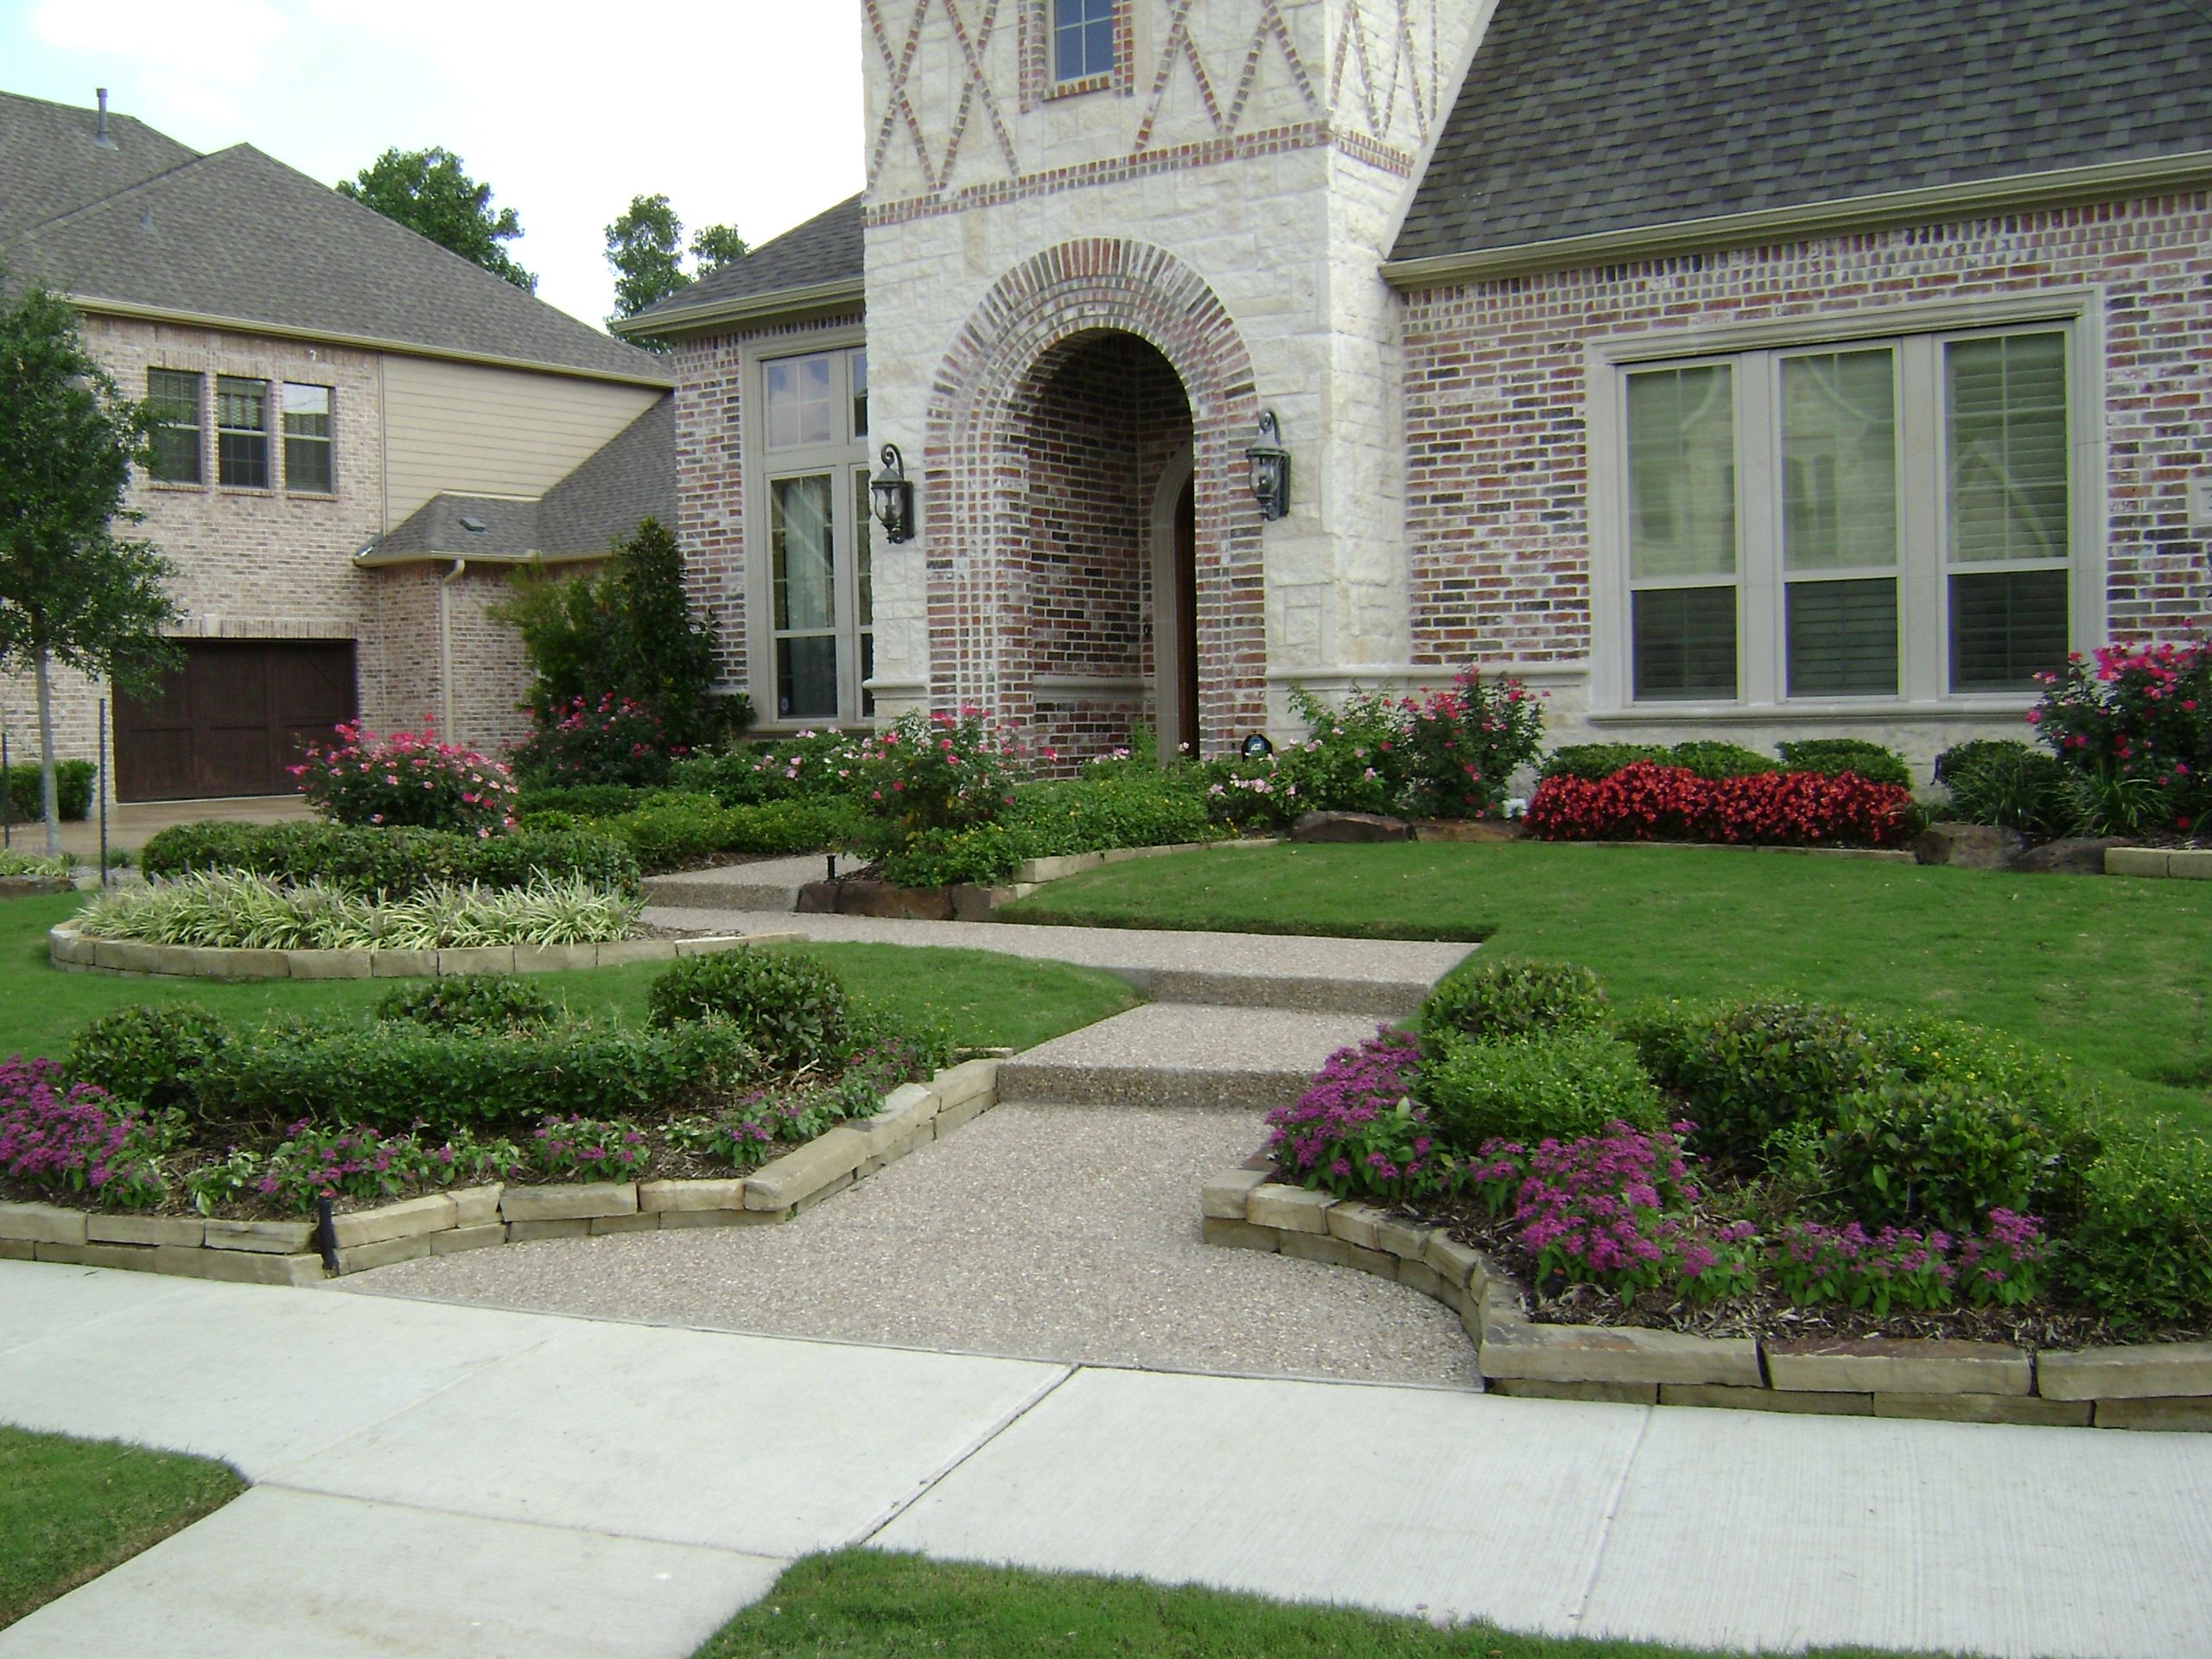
[510,693,687,790]
[848,708,1035,855]
[1525,761,1912,848]
[2031,639,2212,836]
[1397,669,1546,819]
[291,721,518,836]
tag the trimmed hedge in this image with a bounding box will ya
[1776,739,1913,791]
[1421,1029,1669,1149]
[1418,958,1609,1047]
[601,793,868,874]
[516,783,656,820]
[1538,744,1669,782]
[3,760,93,823]
[137,821,639,897]
[880,776,1216,887]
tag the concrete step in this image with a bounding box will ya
[642,855,835,913]
[996,1003,1377,1112]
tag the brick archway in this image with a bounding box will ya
[923,238,1265,754]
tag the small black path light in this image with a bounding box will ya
[1241,732,1274,759]
[1246,410,1290,522]
[869,443,916,543]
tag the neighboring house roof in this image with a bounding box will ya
[357,397,674,567]
[1392,0,2212,274]
[1,92,667,386]
[618,194,864,336]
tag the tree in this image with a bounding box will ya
[338,148,536,292]
[0,281,182,854]
[605,194,747,335]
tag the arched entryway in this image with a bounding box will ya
[920,238,1267,758]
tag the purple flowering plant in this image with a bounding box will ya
[1266,1029,1458,1202]
[0,1056,168,1209]
[528,1116,650,1182]
[1773,1211,2049,1317]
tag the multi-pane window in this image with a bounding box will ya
[145,369,203,485]
[215,375,270,489]
[282,383,334,493]
[757,346,874,723]
[1053,0,1116,83]
[1617,325,2075,706]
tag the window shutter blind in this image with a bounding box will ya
[1787,579,1899,696]
[1950,569,2069,691]
[1628,365,1736,579]
[1948,333,2069,564]
[1633,587,1738,700]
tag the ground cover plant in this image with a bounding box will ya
[0,848,73,879]
[688,1550,1921,1659]
[997,841,2212,1135]
[0,1427,243,1630]
[1267,956,2212,1339]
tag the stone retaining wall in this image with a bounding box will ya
[1203,1167,2212,1432]
[2107,849,2212,881]
[46,921,804,981]
[0,1060,999,1282]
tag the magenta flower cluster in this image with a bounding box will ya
[1773,1211,2048,1316]
[2032,639,2210,833]
[0,1057,164,1208]
[1265,1029,1452,1201]
[529,1116,650,1181]
[291,718,518,836]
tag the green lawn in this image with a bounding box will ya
[0,1427,243,1630]
[692,1551,1927,1659]
[0,893,1139,1063]
[1001,842,2212,1131]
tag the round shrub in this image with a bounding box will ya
[68,1003,228,1113]
[1538,743,1669,781]
[1820,1075,2091,1235]
[1666,741,1781,780]
[377,975,556,1032]
[646,949,850,1072]
[1622,999,1885,1168]
[1419,1029,1667,1152]
[1419,959,1609,1048]
[1775,739,1914,791]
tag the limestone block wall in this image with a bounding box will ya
[1400,193,2212,773]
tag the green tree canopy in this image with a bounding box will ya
[605,194,747,335]
[338,147,537,292]
[0,281,182,850]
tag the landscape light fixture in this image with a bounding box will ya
[1241,732,1274,759]
[1246,410,1290,522]
[870,443,916,543]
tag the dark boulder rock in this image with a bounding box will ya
[2010,837,2128,876]
[1912,822,2025,869]
[1291,810,1414,844]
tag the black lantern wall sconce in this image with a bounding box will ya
[870,443,916,543]
[1246,410,1290,522]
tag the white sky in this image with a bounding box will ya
[1,0,867,332]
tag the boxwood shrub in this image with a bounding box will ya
[138,821,639,897]
[1775,739,1914,791]
[376,974,557,1032]
[68,1003,229,1112]
[1418,959,1608,1049]
[600,793,868,874]
[879,776,1215,887]
[647,949,850,1071]
[1665,741,1782,780]
[1421,1029,1667,1150]
[1538,744,1668,781]
[3,759,94,822]
[516,784,655,820]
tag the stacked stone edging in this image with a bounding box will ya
[2107,848,2212,881]
[1203,1167,2212,1431]
[0,1060,999,1282]
[46,921,805,981]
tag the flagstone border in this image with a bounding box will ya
[45,921,805,981]
[0,1059,999,1282]
[2106,848,2212,881]
[1202,1165,2212,1432]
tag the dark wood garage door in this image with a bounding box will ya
[114,641,358,802]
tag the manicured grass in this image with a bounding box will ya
[0,893,1139,1063]
[1001,842,2212,1131]
[0,1427,243,1630]
[691,1550,1926,1659]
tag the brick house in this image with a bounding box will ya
[627,0,2211,778]
[0,90,673,802]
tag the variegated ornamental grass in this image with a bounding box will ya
[74,870,643,950]
[0,849,74,880]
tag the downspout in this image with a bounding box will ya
[439,559,467,741]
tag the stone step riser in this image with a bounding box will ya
[995,1064,1313,1113]
[1138,969,1422,1021]
[643,881,804,912]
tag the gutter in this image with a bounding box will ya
[1381,149,2212,289]
[613,276,867,340]
[351,547,610,570]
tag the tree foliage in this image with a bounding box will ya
[497,517,736,748]
[604,194,747,336]
[0,280,183,846]
[338,147,536,292]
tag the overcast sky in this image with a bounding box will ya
[3,0,867,331]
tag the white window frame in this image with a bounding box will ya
[1586,289,2107,721]
[741,329,874,730]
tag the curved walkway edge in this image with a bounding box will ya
[3,1261,2209,1659]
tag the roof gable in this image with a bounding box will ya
[1395,0,2212,269]
[622,195,863,334]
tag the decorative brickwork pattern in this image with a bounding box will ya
[923,238,1266,753]
[1402,196,2212,683]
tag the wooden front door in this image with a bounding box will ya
[114,640,357,801]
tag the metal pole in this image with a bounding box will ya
[2,732,10,849]
[98,702,110,887]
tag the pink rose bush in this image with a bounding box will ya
[292,720,518,836]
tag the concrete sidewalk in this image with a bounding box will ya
[3,1262,2209,1658]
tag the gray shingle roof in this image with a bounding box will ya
[362,397,672,564]
[3,95,666,385]
[623,194,862,332]
[1393,0,2212,268]
[0,90,198,247]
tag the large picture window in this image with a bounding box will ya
[753,345,874,725]
[1612,322,2080,707]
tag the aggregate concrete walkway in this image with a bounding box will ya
[351,1102,1476,1385]
[4,1261,2211,1659]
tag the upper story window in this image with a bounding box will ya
[1611,322,2081,708]
[1053,0,1116,84]
[146,369,203,485]
[215,375,270,489]
[283,383,334,493]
